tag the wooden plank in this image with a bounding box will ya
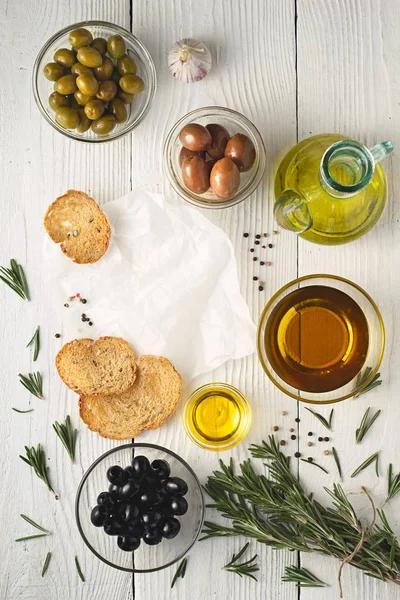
[296,0,400,598]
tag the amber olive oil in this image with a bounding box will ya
[183,383,251,451]
[264,285,369,393]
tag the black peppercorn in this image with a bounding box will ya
[89,321,93,326]
[253,257,258,262]
[250,248,254,253]
[260,261,265,265]
[324,437,329,442]
[295,417,300,422]
[308,457,313,462]
[258,286,264,291]
[294,452,301,458]
[308,432,313,436]
[64,303,69,308]
[255,240,260,245]
[318,437,323,442]
[253,276,258,281]
[55,333,61,338]
[291,434,296,440]
[280,440,286,446]
[268,243,273,248]
[255,234,261,239]
[243,233,249,238]
[81,298,87,304]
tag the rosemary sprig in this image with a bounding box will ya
[20,514,50,534]
[20,444,57,497]
[350,451,380,478]
[0,259,30,300]
[26,326,40,362]
[42,552,51,577]
[15,533,48,542]
[53,415,78,462]
[171,557,187,588]
[355,408,381,443]
[222,542,259,580]
[282,565,328,587]
[300,458,329,474]
[12,407,34,413]
[354,367,382,398]
[332,447,342,480]
[305,407,334,431]
[386,463,400,504]
[18,372,43,399]
[75,556,85,582]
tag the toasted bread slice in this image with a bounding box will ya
[79,355,182,439]
[44,190,111,264]
[56,337,136,396]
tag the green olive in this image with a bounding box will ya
[55,106,80,129]
[117,89,134,104]
[69,27,93,49]
[48,91,70,111]
[96,80,117,102]
[110,68,121,84]
[43,62,65,81]
[117,54,137,76]
[69,95,80,109]
[84,99,105,120]
[107,34,126,59]
[93,56,114,81]
[54,74,78,95]
[77,46,103,68]
[76,73,99,96]
[91,114,117,135]
[54,48,77,68]
[91,37,107,55]
[109,98,127,123]
[76,108,91,133]
[119,74,144,95]
[71,62,93,76]
[74,90,95,105]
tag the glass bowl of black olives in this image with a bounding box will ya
[33,21,156,142]
[75,443,204,572]
[163,106,266,209]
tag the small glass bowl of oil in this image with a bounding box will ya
[183,383,251,451]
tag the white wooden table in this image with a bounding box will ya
[1,0,399,598]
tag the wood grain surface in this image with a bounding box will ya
[0,0,399,599]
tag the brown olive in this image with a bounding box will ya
[107,34,126,59]
[210,158,240,198]
[71,62,93,76]
[76,73,99,96]
[91,114,117,135]
[206,124,230,160]
[178,146,206,167]
[96,80,117,102]
[48,91,70,111]
[182,156,210,194]
[55,106,80,129]
[109,98,128,123]
[84,99,105,120]
[179,123,212,152]
[77,46,103,68]
[94,56,114,81]
[69,27,93,49]
[43,62,65,81]
[54,74,77,95]
[225,133,256,172]
[91,37,108,55]
[76,108,91,133]
[54,48,77,68]
[119,74,144,95]
[74,90,94,105]
[117,89,134,104]
[117,54,137,76]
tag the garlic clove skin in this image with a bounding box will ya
[168,38,212,83]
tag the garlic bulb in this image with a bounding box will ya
[168,38,212,83]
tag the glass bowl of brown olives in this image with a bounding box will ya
[33,21,156,142]
[164,106,266,208]
[75,443,204,572]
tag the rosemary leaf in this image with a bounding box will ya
[53,415,78,462]
[305,407,333,431]
[0,259,30,300]
[386,463,400,503]
[12,407,34,413]
[18,372,43,399]
[15,534,48,542]
[283,565,328,588]
[351,451,380,478]
[20,514,50,534]
[354,367,382,398]
[223,542,259,581]
[355,408,381,443]
[20,444,57,497]
[300,458,329,474]
[332,447,342,480]
[26,326,40,362]
[75,556,85,582]
[42,552,51,577]
[171,557,188,588]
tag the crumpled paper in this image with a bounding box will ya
[44,189,256,381]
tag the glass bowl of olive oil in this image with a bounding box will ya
[258,275,385,404]
[183,383,251,451]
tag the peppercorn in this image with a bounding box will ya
[280,440,286,446]
[266,262,272,266]
[253,257,258,262]
[308,432,313,436]
[294,452,301,458]
[324,437,329,442]
[307,442,312,447]
[308,457,313,462]
[272,230,278,235]
[81,298,87,304]
[262,245,266,249]
[255,240,260,245]
[253,276,258,281]
[318,437,323,442]
[255,234,261,239]
[81,317,86,322]
[89,321,93,326]
[258,286,264,291]
[263,233,268,238]
[273,425,279,431]
[260,261,265,265]
[295,418,300,422]
[268,243,273,248]
[281,411,287,416]
[64,303,69,308]
[243,233,249,238]
[289,428,294,433]
[81,313,86,318]
[55,333,61,338]
[324,450,329,455]
[250,248,254,253]
[291,434,296,440]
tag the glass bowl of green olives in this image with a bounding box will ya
[75,443,205,572]
[33,21,156,142]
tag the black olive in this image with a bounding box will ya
[104,518,124,536]
[108,483,120,496]
[160,517,181,539]
[97,491,117,509]
[90,504,108,527]
[106,465,127,486]
[117,535,141,552]
[119,502,140,523]
[124,466,136,479]
[151,459,171,480]
[162,477,188,496]
[131,455,150,477]
[138,490,163,508]
[119,479,140,500]
[126,520,144,539]
[143,527,162,545]
[141,510,162,526]
[165,496,188,516]
[142,473,162,490]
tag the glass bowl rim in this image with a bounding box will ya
[75,442,205,572]
[163,105,267,209]
[32,20,157,144]
[257,273,385,405]
[182,382,252,450]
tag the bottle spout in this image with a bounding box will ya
[274,190,313,234]
[369,141,394,165]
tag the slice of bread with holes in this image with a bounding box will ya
[44,190,111,264]
[79,355,182,439]
[56,337,136,396]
